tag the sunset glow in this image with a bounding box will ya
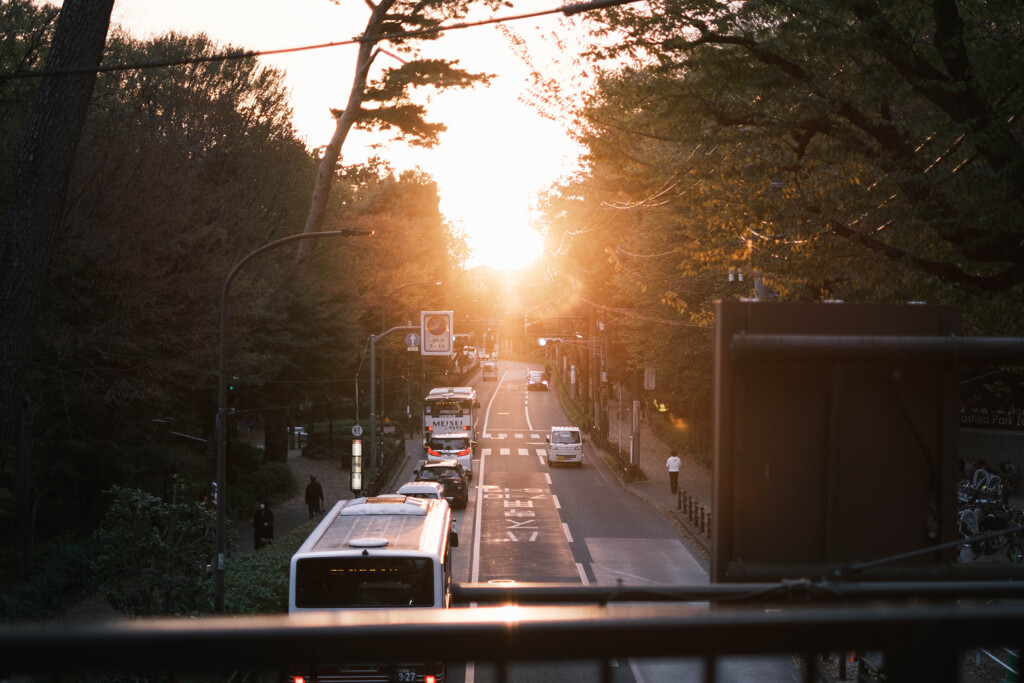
[112,0,583,272]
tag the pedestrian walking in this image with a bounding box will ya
[253,502,274,550]
[666,449,681,494]
[305,475,324,519]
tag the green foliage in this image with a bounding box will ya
[0,537,99,621]
[225,517,321,614]
[92,486,217,616]
[535,0,1024,453]
[223,550,291,614]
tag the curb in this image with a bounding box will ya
[592,444,711,560]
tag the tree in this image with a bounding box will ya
[536,0,1024,456]
[578,0,1024,332]
[296,0,507,265]
[0,0,116,573]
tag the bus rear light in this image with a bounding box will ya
[425,676,437,683]
[292,677,305,683]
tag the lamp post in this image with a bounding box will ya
[215,228,372,613]
[378,280,442,417]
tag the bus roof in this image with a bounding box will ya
[426,386,476,399]
[294,496,452,557]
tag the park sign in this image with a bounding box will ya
[420,311,454,356]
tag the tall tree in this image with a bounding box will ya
[577,0,1024,332]
[296,0,506,265]
[535,0,1024,450]
[0,0,115,569]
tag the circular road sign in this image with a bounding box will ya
[351,424,363,437]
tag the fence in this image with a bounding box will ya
[4,591,1024,682]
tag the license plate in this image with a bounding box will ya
[395,669,416,682]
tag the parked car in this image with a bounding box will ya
[527,370,548,391]
[396,480,447,502]
[415,460,469,509]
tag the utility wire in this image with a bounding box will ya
[0,0,642,82]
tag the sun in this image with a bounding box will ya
[464,219,545,270]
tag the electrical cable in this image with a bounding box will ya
[0,0,643,81]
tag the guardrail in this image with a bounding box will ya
[4,586,1024,681]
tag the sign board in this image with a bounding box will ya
[712,301,960,583]
[644,366,656,391]
[406,332,421,352]
[420,311,454,356]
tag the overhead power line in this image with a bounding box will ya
[0,0,642,82]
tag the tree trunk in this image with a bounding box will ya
[295,0,396,268]
[0,0,115,570]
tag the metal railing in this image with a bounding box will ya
[4,583,1024,682]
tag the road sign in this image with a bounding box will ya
[406,331,421,351]
[351,424,363,437]
[420,311,453,356]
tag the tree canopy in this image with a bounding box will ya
[536,0,1024,431]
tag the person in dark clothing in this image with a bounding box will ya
[305,475,324,519]
[253,503,274,550]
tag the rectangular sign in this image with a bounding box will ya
[420,311,454,356]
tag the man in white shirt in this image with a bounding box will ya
[666,449,681,494]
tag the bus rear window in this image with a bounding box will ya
[295,557,435,608]
[427,400,467,416]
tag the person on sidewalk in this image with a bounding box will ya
[666,450,681,494]
[253,502,274,550]
[305,475,324,519]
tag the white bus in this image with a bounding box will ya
[422,387,479,443]
[288,496,458,682]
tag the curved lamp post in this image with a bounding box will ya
[378,280,442,418]
[215,228,373,612]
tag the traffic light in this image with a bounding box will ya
[227,377,238,410]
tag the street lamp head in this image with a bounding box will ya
[340,228,374,237]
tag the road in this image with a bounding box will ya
[392,360,799,683]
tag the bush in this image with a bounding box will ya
[0,537,100,621]
[225,517,322,615]
[92,486,217,616]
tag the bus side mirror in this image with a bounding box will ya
[474,401,480,408]
[450,529,459,548]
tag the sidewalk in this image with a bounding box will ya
[601,394,713,557]
[240,436,425,552]
[239,447,353,552]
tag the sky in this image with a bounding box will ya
[109,0,588,270]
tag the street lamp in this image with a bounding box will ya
[381,280,443,331]
[215,228,372,613]
[377,280,442,432]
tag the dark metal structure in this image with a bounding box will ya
[712,302,977,583]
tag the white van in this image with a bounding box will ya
[481,361,497,381]
[546,426,584,466]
